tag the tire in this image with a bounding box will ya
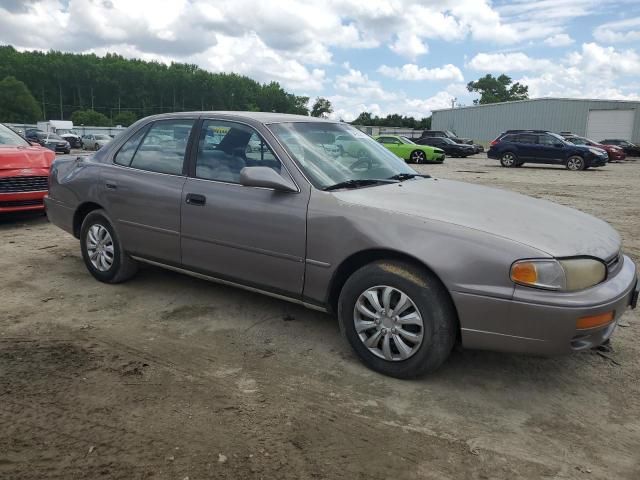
[94,143,100,151]
[337,260,457,378]
[410,150,426,164]
[500,152,517,167]
[566,155,585,171]
[80,209,138,283]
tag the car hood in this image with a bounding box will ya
[333,178,620,260]
[0,145,55,170]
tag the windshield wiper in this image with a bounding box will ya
[322,179,397,191]
[387,173,430,181]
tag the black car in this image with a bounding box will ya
[416,137,475,157]
[599,139,640,157]
[25,129,70,154]
[487,130,608,171]
[421,129,473,145]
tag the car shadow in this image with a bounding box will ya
[0,211,49,230]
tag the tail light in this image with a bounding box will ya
[489,138,500,146]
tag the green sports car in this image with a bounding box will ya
[374,135,445,164]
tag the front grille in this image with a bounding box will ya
[0,199,44,207]
[0,176,49,193]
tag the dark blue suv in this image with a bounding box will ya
[487,130,608,171]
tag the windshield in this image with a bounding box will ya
[95,134,111,140]
[399,136,415,144]
[548,132,568,143]
[0,124,29,147]
[47,134,63,141]
[440,137,456,144]
[269,122,416,189]
[446,130,457,137]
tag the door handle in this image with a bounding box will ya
[186,193,206,206]
[105,182,117,190]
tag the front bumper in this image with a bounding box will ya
[454,255,638,355]
[0,191,47,212]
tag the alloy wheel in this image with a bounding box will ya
[411,151,426,163]
[353,285,424,361]
[86,224,115,272]
[501,153,515,167]
[567,156,584,171]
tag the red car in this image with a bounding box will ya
[562,134,626,161]
[0,123,55,213]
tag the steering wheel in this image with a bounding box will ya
[349,157,373,171]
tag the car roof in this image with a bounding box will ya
[139,111,336,125]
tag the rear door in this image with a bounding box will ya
[180,118,308,296]
[102,118,196,264]
[512,133,538,161]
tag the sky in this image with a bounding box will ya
[1,0,640,121]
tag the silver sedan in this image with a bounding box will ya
[45,112,639,378]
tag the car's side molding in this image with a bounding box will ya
[131,256,328,313]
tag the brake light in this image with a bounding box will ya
[490,138,500,146]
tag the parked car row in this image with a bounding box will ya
[25,129,71,154]
[374,135,445,163]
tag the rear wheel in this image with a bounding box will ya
[410,150,426,164]
[80,210,138,283]
[338,260,457,378]
[500,152,517,167]
[566,155,585,171]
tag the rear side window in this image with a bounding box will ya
[516,134,537,144]
[129,120,194,175]
[114,126,149,166]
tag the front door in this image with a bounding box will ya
[536,133,565,163]
[101,118,196,264]
[180,119,309,297]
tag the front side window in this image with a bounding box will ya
[538,135,559,146]
[195,120,282,183]
[270,122,415,190]
[129,120,194,175]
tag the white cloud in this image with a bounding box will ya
[378,64,464,82]
[467,52,554,72]
[544,33,574,47]
[594,17,640,44]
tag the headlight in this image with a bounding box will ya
[588,148,605,155]
[511,258,606,291]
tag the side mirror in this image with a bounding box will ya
[240,166,297,192]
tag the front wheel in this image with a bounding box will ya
[410,150,426,164]
[80,210,138,283]
[338,261,457,378]
[566,155,585,171]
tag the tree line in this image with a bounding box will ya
[0,45,309,125]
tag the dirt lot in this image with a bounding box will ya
[1,156,639,480]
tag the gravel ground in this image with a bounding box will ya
[1,155,639,479]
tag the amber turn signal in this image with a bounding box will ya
[511,262,537,284]
[576,311,614,330]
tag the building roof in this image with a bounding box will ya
[432,97,640,113]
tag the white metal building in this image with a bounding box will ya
[431,98,640,146]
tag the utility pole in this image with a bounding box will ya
[59,82,63,119]
[41,86,46,119]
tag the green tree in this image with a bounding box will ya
[311,97,333,117]
[113,111,137,126]
[0,75,41,122]
[466,74,529,105]
[71,109,111,126]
